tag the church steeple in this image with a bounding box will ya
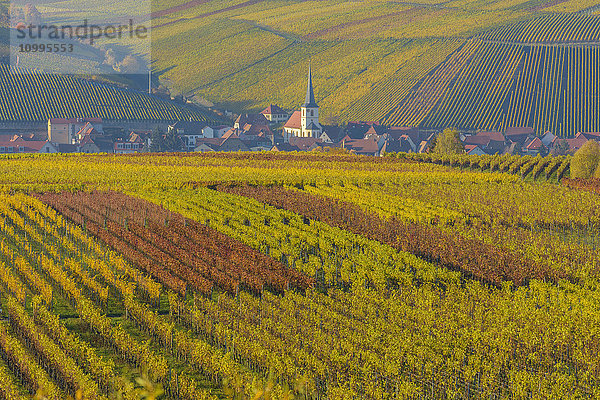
[299,61,321,138]
[303,62,318,108]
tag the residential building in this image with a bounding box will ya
[48,118,103,145]
[114,132,145,154]
[341,137,381,156]
[0,137,57,154]
[465,144,487,155]
[505,127,534,145]
[203,125,231,139]
[260,105,289,124]
[234,114,269,130]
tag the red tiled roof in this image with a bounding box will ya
[465,145,485,155]
[525,137,544,150]
[221,129,239,139]
[6,137,26,145]
[289,136,321,151]
[261,104,286,115]
[505,127,534,136]
[463,135,491,146]
[77,125,102,139]
[387,127,421,142]
[0,140,50,152]
[284,111,302,130]
[566,136,588,151]
[79,135,96,146]
[365,125,388,135]
[578,132,600,140]
[235,113,269,127]
[476,131,505,142]
[23,141,51,152]
[241,123,272,136]
[342,138,379,153]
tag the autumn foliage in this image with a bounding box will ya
[217,183,565,286]
[36,191,313,297]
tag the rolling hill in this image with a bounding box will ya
[145,0,600,135]
[1,0,598,133]
[0,64,216,122]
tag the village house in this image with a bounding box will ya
[202,125,231,139]
[194,138,221,153]
[194,136,249,153]
[168,121,207,151]
[271,143,302,152]
[48,118,103,145]
[288,136,323,152]
[379,137,413,155]
[464,144,487,155]
[260,105,289,124]
[522,137,548,156]
[340,137,381,156]
[74,122,105,144]
[234,114,270,130]
[504,127,534,146]
[540,131,556,147]
[114,132,146,154]
[551,132,590,154]
[463,131,507,154]
[78,135,114,153]
[0,136,57,154]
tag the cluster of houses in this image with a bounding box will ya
[1,117,597,157]
[0,118,147,155]
[0,66,598,156]
[461,128,600,156]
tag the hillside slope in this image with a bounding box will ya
[383,14,600,136]
[2,0,598,132]
[145,0,600,133]
[0,64,216,122]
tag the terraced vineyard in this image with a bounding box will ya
[380,13,600,135]
[0,65,215,122]
[0,152,599,398]
[1,0,598,130]
[147,0,600,133]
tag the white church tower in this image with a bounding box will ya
[300,64,322,138]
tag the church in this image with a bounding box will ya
[283,65,323,138]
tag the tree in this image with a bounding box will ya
[570,140,600,179]
[433,128,464,155]
[24,3,41,26]
[116,55,142,74]
[163,128,184,152]
[148,128,165,152]
[103,49,117,69]
[553,138,570,156]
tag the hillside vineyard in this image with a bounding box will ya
[4,1,600,134]
[148,1,600,134]
[0,65,213,123]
